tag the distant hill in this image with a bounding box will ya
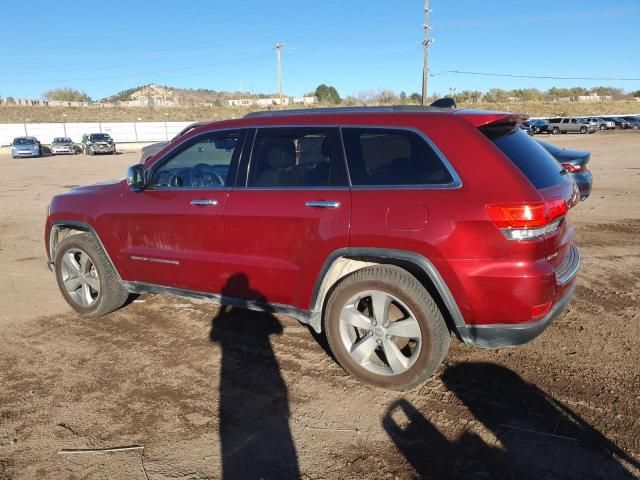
[100,84,276,105]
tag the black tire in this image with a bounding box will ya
[324,265,450,390]
[579,126,587,134]
[599,124,606,130]
[552,127,560,135]
[54,232,129,317]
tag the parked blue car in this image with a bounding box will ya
[11,137,41,158]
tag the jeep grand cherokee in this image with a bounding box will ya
[45,105,580,390]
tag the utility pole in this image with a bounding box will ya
[275,42,286,107]
[421,0,432,106]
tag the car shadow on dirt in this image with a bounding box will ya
[384,362,639,480]
[209,274,300,480]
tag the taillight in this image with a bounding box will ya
[560,163,585,173]
[486,199,568,240]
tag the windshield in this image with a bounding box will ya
[13,138,35,145]
[53,138,72,143]
[90,134,111,141]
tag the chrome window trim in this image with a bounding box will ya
[339,125,462,190]
[238,186,350,191]
[144,127,243,192]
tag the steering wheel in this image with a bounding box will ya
[190,163,224,187]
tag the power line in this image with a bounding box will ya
[431,70,640,81]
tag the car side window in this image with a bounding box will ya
[149,131,240,189]
[247,128,344,187]
[342,127,454,186]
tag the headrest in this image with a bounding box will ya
[320,136,332,157]
[258,137,296,169]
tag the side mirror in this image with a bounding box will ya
[126,164,145,191]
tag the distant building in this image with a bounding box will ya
[118,98,178,107]
[226,96,316,107]
[47,100,91,107]
[576,94,613,102]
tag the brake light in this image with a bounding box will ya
[561,163,584,173]
[486,199,569,240]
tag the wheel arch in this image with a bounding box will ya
[308,248,467,338]
[49,220,123,283]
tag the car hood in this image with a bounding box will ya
[13,144,38,149]
[66,179,122,194]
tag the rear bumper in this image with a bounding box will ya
[455,284,575,348]
[448,243,580,348]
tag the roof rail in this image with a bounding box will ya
[244,103,457,118]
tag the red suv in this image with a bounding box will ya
[45,106,580,390]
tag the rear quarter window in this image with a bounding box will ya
[342,127,454,186]
[485,128,567,189]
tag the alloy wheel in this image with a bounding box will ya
[338,290,422,376]
[60,248,100,307]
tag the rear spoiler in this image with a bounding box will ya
[458,112,530,138]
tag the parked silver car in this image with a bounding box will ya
[547,117,597,134]
[583,117,615,130]
[138,122,204,163]
[11,137,41,158]
[51,137,76,155]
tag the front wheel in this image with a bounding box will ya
[54,233,129,316]
[324,265,450,390]
[580,126,587,134]
[552,127,560,134]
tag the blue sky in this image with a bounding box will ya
[2,0,639,100]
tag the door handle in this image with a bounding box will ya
[305,200,341,208]
[190,199,218,206]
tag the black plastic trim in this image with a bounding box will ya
[48,220,124,284]
[455,285,575,349]
[126,281,311,324]
[308,247,467,334]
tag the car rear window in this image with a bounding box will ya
[484,128,565,189]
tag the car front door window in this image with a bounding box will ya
[149,132,240,189]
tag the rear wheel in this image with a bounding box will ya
[599,124,606,130]
[54,233,129,317]
[324,265,450,390]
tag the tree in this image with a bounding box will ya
[314,84,341,104]
[373,89,397,104]
[43,87,91,102]
[409,92,422,104]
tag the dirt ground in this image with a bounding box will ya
[1,133,639,480]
